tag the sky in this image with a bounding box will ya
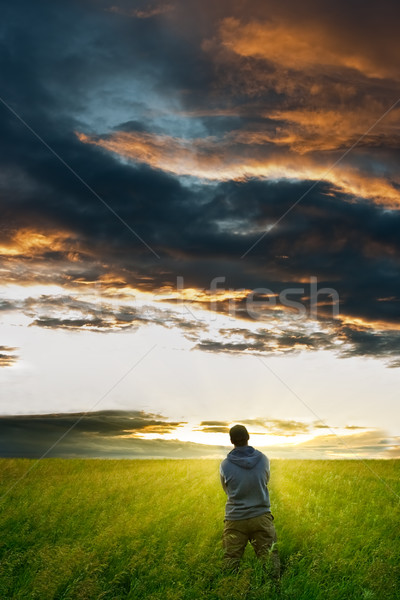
[0,0,400,459]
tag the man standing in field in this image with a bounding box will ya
[220,424,280,576]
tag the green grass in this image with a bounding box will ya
[1,459,400,599]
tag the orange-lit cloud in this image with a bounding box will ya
[76,130,242,181]
[218,17,399,79]
[0,229,74,258]
[77,129,400,207]
[246,107,400,154]
[118,422,187,437]
[338,315,400,333]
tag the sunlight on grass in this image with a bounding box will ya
[0,459,399,599]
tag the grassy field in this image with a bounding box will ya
[0,458,400,599]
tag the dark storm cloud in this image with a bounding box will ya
[195,326,334,355]
[1,293,206,334]
[1,0,213,119]
[0,410,187,458]
[1,0,400,366]
[1,0,398,271]
[339,321,400,363]
[82,0,400,191]
[194,322,400,367]
[3,172,400,327]
[30,316,115,330]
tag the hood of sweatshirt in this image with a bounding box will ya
[227,446,263,469]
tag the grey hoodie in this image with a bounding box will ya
[220,446,271,520]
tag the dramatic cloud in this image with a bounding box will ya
[193,320,400,368]
[217,16,399,78]
[0,0,400,433]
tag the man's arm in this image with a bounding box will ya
[220,463,228,494]
[265,455,271,485]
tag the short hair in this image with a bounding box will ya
[229,424,249,446]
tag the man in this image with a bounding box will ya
[220,424,280,575]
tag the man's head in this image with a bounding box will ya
[229,424,249,447]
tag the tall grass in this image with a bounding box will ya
[0,458,399,599]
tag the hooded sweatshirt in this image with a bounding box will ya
[220,446,271,520]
